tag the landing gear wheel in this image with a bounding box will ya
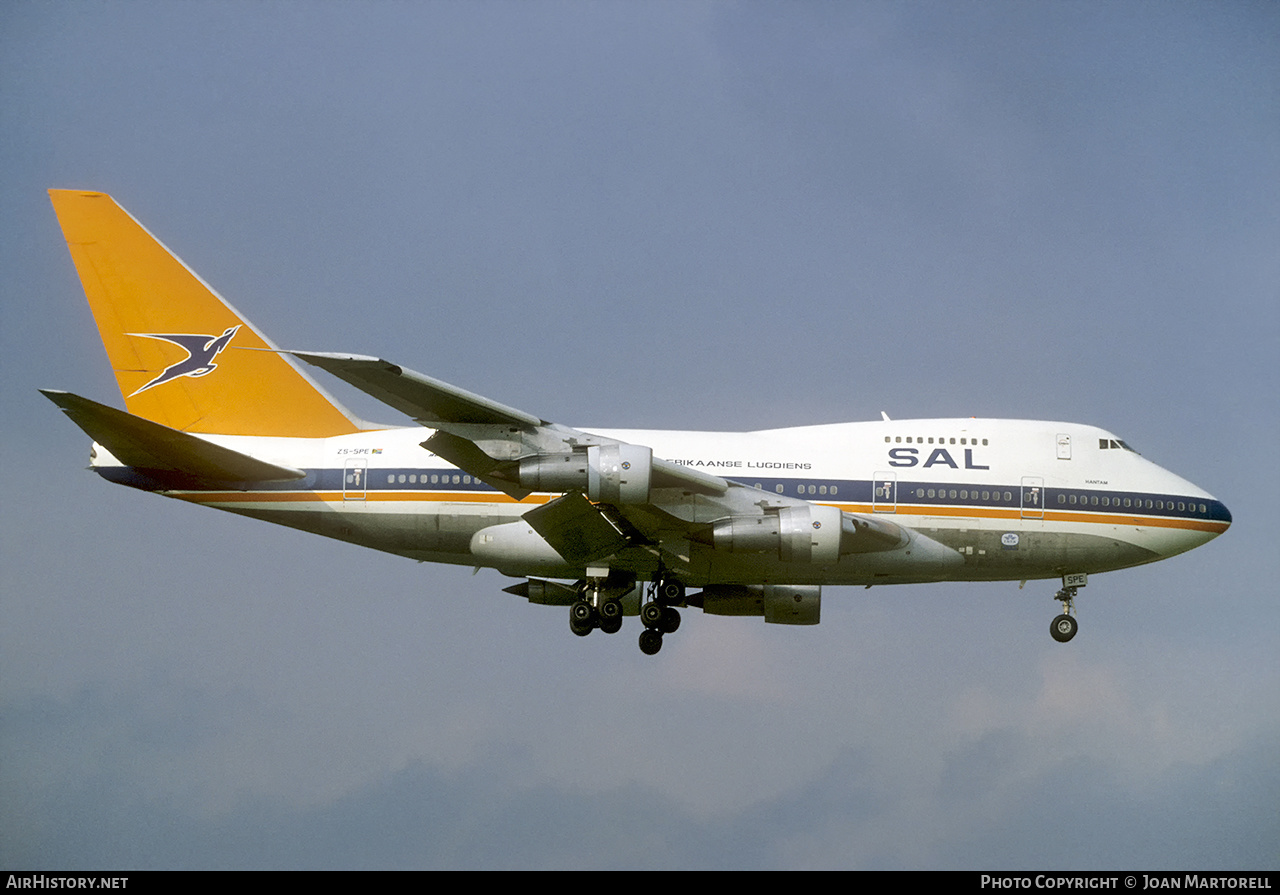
[1050,582,1079,643]
[638,628,664,655]
[1050,613,1078,643]
[659,606,681,634]
[598,608,623,635]
[569,600,596,637]
[640,601,665,629]
[658,578,685,604]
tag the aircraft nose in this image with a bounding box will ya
[1200,492,1231,540]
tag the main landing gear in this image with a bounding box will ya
[566,574,685,656]
[638,577,683,655]
[1050,575,1083,643]
[569,578,623,637]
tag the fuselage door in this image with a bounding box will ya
[1056,433,1072,460]
[1021,476,1044,519]
[872,472,897,513]
[344,459,367,501]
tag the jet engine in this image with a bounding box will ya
[706,505,907,563]
[696,583,821,625]
[515,444,652,504]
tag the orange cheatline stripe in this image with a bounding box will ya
[174,490,551,505]
[170,490,1228,533]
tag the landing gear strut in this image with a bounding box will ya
[1050,583,1079,643]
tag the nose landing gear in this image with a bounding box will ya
[1050,575,1084,642]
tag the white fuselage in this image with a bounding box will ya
[89,417,1231,588]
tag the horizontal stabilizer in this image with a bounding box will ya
[286,352,544,428]
[41,390,305,483]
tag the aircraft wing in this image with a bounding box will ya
[287,350,729,497]
[284,351,545,428]
[289,351,933,568]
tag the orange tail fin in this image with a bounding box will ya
[49,190,362,437]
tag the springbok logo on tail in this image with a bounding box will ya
[127,325,241,396]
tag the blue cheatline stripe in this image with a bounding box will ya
[97,465,1231,526]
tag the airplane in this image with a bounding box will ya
[42,190,1233,655]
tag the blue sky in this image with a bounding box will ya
[2,1,1277,869]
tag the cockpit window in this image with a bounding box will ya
[1099,438,1139,454]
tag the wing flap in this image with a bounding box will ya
[521,491,630,565]
[421,430,532,499]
